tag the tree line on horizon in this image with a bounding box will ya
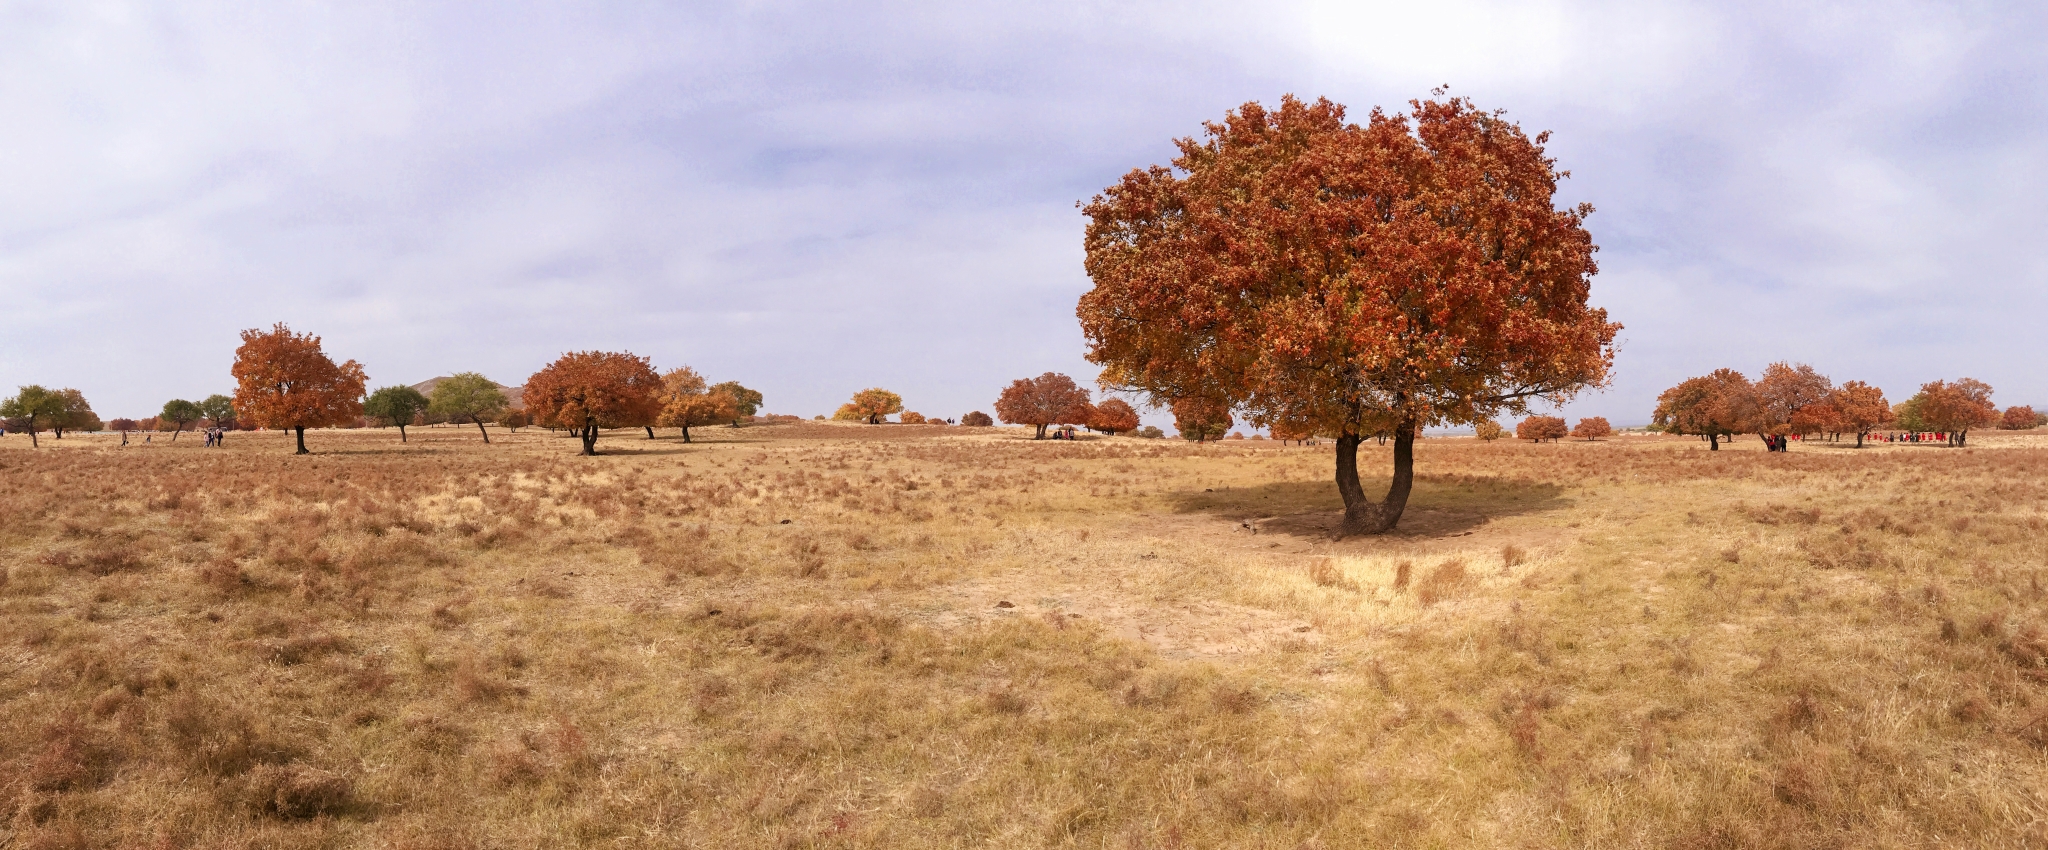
[1648,363,2036,450]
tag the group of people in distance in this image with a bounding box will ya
[1048,425,1080,440]
[1876,432,1953,443]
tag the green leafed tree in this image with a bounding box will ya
[160,399,203,442]
[429,373,509,443]
[363,386,430,442]
[198,394,237,428]
[710,381,763,425]
[1,385,68,448]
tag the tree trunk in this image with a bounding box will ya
[171,424,182,442]
[294,426,308,455]
[26,423,38,448]
[645,426,655,440]
[1709,434,1720,450]
[1855,431,1864,448]
[1035,423,1047,440]
[580,417,598,456]
[1334,422,1416,538]
[476,419,491,444]
[398,424,409,443]
[682,424,692,444]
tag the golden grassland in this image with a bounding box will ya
[2,422,2046,848]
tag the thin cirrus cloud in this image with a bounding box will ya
[1,1,2043,426]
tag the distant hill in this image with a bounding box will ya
[409,376,523,410]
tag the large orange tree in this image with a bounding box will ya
[523,351,662,455]
[230,323,368,454]
[1919,378,1997,447]
[1080,94,1617,536]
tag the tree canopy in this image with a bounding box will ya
[1079,94,1616,535]
[429,372,509,443]
[198,394,237,428]
[363,385,430,442]
[658,367,739,443]
[1087,398,1141,436]
[523,351,662,455]
[1,385,67,448]
[1570,417,1612,441]
[1516,415,1568,442]
[159,399,204,442]
[994,373,1093,439]
[1916,379,1996,446]
[1171,396,1231,442]
[843,388,904,425]
[709,381,763,424]
[1653,370,1755,450]
[230,323,368,455]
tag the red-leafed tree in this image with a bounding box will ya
[1087,398,1141,436]
[1170,396,1232,442]
[523,351,663,456]
[1828,381,1891,447]
[1079,94,1616,536]
[994,372,1093,439]
[230,323,368,454]
[1999,405,2041,431]
[1653,369,1757,450]
[1516,415,1568,442]
[1755,362,1832,446]
[1919,378,1997,447]
[1570,416,1611,440]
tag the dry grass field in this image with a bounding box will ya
[3,422,2047,848]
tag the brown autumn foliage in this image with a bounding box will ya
[1828,381,1892,447]
[1086,398,1140,436]
[1918,378,1998,446]
[2000,405,2043,430]
[844,388,905,424]
[522,351,662,455]
[960,410,994,427]
[1080,94,1617,536]
[899,411,928,425]
[1170,396,1232,442]
[1654,369,1758,450]
[230,323,369,455]
[656,366,739,443]
[1515,415,1568,443]
[1570,416,1612,440]
[994,373,1093,440]
[1755,362,1832,437]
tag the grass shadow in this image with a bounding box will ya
[1166,476,1572,540]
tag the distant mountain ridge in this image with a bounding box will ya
[409,376,523,410]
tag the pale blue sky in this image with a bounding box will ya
[4,1,2043,426]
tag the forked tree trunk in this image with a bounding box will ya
[294,426,308,455]
[1035,423,1047,440]
[1334,422,1416,538]
[580,417,599,456]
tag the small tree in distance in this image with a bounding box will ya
[430,372,509,443]
[500,409,529,433]
[658,367,739,443]
[1829,381,1891,447]
[1571,417,1612,441]
[844,388,904,424]
[1171,397,1232,443]
[198,394,237,429]
[961,411,994,427]
[1918,378,1997,447]
[1516,415,1568,443]
[1087,398,1140,436]
[364,386,430,442]
[51,389,98,438]
[1654,370,1754,450]
[524,351,663,456]
[1999,405,2041,431]
[160,399,203,442]
[0,385,67,448]
[231,324,369,455]
[1474,421,1505,442]
[995,373,1092,439]
[710,381,763,426]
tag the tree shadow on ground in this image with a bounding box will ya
[1165,477,1572,540]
